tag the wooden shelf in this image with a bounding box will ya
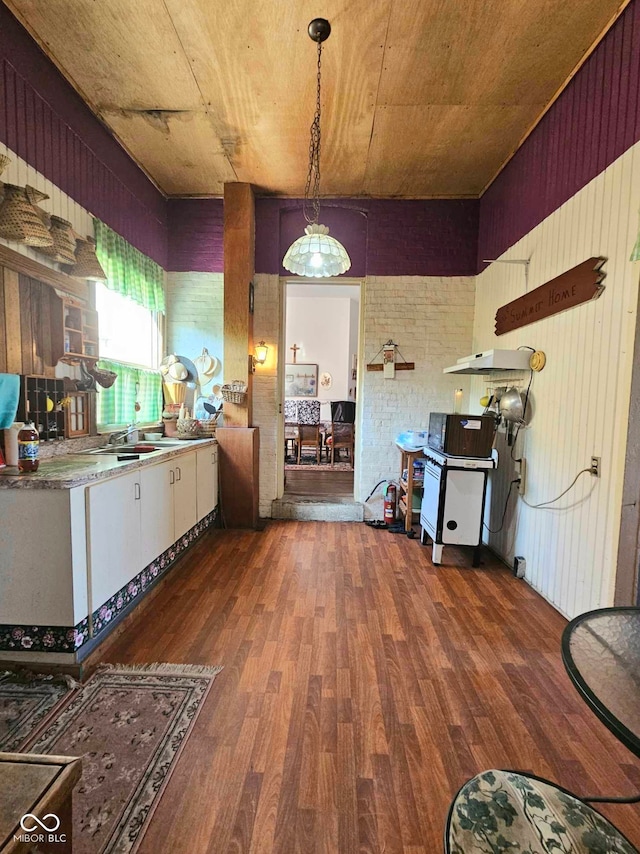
[396,442,425,531]
[62,299,99,363]
[17,376,92,441]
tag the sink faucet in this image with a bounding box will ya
[108,425,139,446]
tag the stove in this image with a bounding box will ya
[420,448,496,566]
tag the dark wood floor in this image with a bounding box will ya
[99,522,640,853]
[285,470,354,496]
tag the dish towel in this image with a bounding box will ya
[0,374,20,430]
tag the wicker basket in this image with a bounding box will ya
[41,215,77,264]
[198,420,217,438]
[176,417,200,439]
[0,183,54,247]
[70,236,107,281]
[221,381,248,405]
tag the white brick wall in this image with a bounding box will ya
[165,271,475,520]
[166,272,224,370]
[356,276,475,512]
[252,274,281,517]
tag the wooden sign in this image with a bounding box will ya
[495,257,606,336]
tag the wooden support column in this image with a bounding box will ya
[223,182,255,427]
[216,427,260,529]
[221,183,260,528]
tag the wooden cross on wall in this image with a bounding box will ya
[290,343,300,364]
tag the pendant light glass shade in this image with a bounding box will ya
[283,223,351,278]
[282,20,350,278]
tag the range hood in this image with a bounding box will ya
[443,349,532,375]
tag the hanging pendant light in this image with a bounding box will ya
[283,19,351,278]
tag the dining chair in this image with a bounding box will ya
[296,423,322,464]
[284,399,298,424]
[325,400,355,466]
[445,769,637,853]
[296,399,321,425]
[325,422,355,466]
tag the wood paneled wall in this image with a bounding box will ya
[471,137,640,619]
[0,245,83,377]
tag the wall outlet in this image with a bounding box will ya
[516,458,526,495]
[513,555,526,578]
[591,456,601,477]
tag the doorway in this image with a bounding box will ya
[280,279,362,503]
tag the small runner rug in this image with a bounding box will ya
[0,669,74,752]
[4,663,222,854]
[285,459,353,471]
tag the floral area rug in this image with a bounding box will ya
[0,669,74,751]
[5,663,222,854]
[285,455,353,471]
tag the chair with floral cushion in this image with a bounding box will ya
[296,399,321,425]
[445,769,637,854]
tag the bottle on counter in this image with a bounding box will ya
[17,420,39,473]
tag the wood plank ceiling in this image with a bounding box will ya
[4,0,627,198]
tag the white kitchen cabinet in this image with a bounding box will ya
[174,452,197,539]
[86,470,141,610]
[196,445,218,522]
[0,439,217,665]
[140,459,175,568]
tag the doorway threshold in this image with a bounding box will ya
[272,495,364,521]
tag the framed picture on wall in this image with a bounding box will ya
[285,364,318,397]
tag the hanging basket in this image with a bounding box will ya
[41,215,77,264]
[88,364,118,388]
[0,183,54,247]
[69,235,107,281]
[221,381,248,404]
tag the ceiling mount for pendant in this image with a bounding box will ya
[308,18,331,43]
[282,18,351,278]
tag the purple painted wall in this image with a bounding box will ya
[262,199,480,277]
[168,196,479,276]
[167,198,223,273]
[0,3,167,266]
[478,0,640,267]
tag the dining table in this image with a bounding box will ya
[561,606,640,807]
[562,606,640,759]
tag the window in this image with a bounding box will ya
[95,282,161,370]
[95,283,163,430]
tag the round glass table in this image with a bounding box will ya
[562,606,640,759]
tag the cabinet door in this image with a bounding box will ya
[140,459,175,567]
[87,471,141,611]
[196,446,218,522]
[442,469,486,545]
[421,463,441,538]
[174,452,197,539]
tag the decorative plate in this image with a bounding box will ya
[320,372,332,388]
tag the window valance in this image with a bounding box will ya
[94,218,165,313]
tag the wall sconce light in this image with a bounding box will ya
[250,341,269,372]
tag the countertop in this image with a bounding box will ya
[0,438,217,490]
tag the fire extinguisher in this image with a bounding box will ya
[384,483,397,523]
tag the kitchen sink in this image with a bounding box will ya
[78,442,181,456]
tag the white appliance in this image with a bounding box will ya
[420,448,496,566]
[443,349,531,374]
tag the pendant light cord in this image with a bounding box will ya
[303,41,323,225]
